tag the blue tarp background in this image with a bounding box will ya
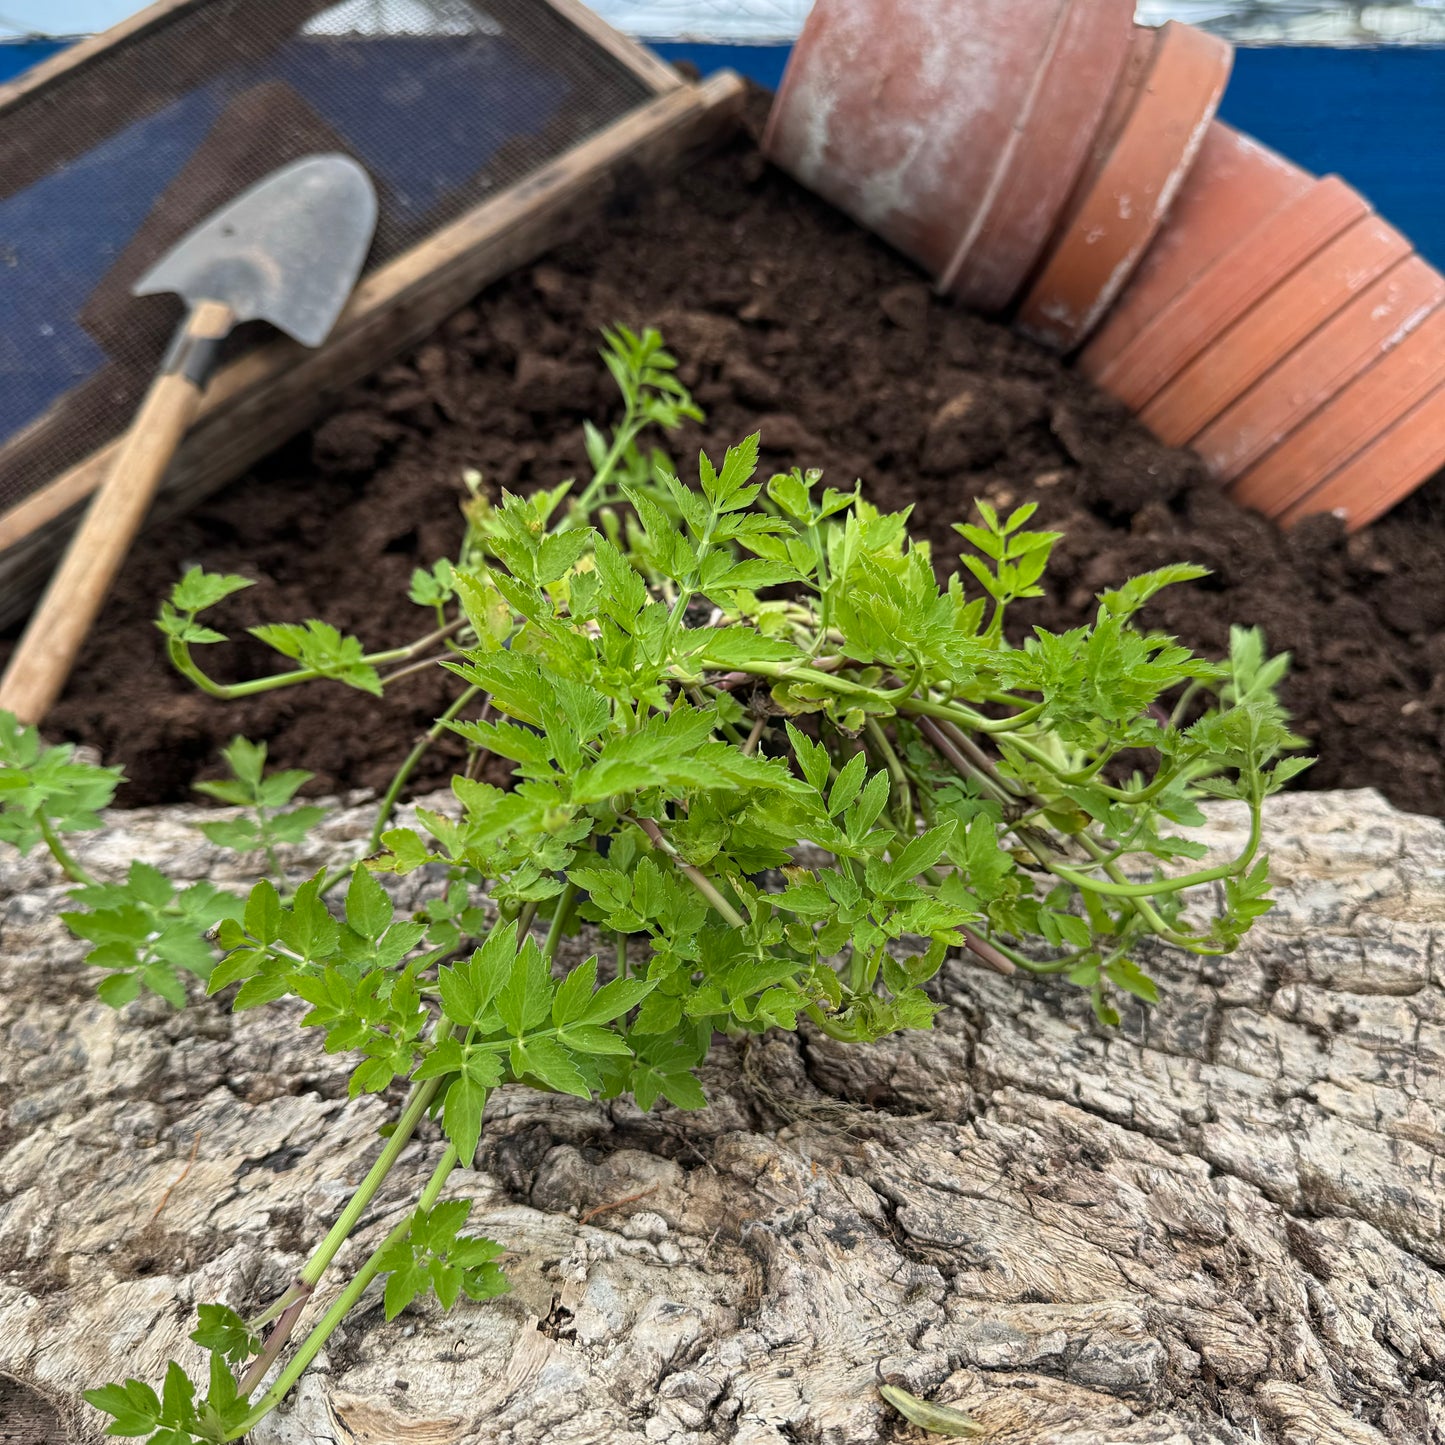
[5,37,1442,268]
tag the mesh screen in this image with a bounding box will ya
[0,0,654,516]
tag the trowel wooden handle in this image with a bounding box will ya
[0,300,235,724]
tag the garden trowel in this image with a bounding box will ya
[0,153,378,724]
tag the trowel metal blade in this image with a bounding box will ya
[132,154,378,348]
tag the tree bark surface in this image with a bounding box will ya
[2,788,1443,1445]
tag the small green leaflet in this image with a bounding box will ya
[375,1201,508,1320]
[189,1304,260,1366]
[249,620,383,695]
[692,629,800,666]
[169,567,254,614]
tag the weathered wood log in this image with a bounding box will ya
[1,788,1443,1444]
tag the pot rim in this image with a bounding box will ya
[1139,212,1412,445]
[1015,20,1234,351]
[1093,175,1370,411]
[1230,302,1445,519]
[938,0,1136,310]
[1280,374,1445,530]
[1194,255,1445,483]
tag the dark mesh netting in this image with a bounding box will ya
[0,0,654,516]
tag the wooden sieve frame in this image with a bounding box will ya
[0,0,745,627]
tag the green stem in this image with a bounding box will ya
[513,899,539,939]
[978,934,1091,975]
[246,1281,306,1333]
[1071,833,1227,953]
[919,716,1216,951]
[742,715,767,756]
[38,815,94,886]
[368,686,485,852]
[960,927,1018,976]
[236,1292,309,1398]
[692,685,748,747]
[1169,680,1205,731]
[570,414,641,520]
[916,716,1015,810]
[932,718,1025,797]
[231,1144,461,1437]
[998,731,1179,801]
[253,810,285,883]
[805,518,830,656]
[668,530,715,638]
[1048,802,1260,901]
[542,880,578,961]
[293,1028,453,1294]
[699,655,1041,738]
[631,815,746,928]
[864,717,913,833]
[170,620,464,702]
[899,693,1040,733]
[1002,730,1183,804]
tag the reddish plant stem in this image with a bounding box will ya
[238,1288,313,1398]
[960,927,1016,976]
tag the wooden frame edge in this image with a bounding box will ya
[0,71,747,627]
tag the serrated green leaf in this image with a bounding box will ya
[558,1024,633,1056]
[244,879,283,944]
[96,971,142,1009]
[170,567,254,614]
[551,956,598,1027]
[346,865,393,941]
[443,1074,487,1166]
[581,975,654,1026]
[497,937,554,1036]
[189,1304,259,1366]
[510,1036,590,1098]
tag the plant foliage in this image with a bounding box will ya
[0,326,1307,1442]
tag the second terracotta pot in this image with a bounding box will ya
[763,0,1187,320]
[1231,305,1445,526]
[1079,123,1320,404]
[940,0,1136,313]
[1014,21,1233,351]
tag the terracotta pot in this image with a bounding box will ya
[1230,304,1445,521]
[1194,255,1445,483]
[1278,377,1445,530]
[762,0,1074,280]
[1078,123,1316,402]
[940,0,1136,313]
[1137,214,1413,445]
[1084,175,1368,413]
[1014,21,1233,351]
[1079,114,1445,530]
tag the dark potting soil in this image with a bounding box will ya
[10,93,1445,817]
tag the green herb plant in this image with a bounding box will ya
[193,736,328,876]
[0,327,1306,1443]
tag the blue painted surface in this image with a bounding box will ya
[651,40,792,92]
[0,38,65,79]
[1219,46,1445,267]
